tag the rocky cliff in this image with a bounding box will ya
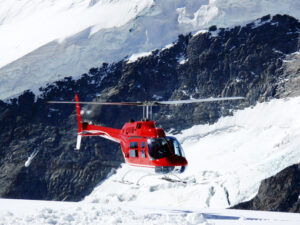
[0,14,299,201]
[233,163,300,212]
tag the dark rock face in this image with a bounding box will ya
[0,14,300,201]
[233,164,300,212]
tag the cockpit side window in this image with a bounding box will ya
[147,138,172,160]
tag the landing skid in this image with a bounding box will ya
[161,175,187,184]
[112,169,135,185]
[113,170,158,185]
[113,179,134,185]
[113,169,187,185]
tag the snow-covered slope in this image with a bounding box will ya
[1,0,300,99]
[0,0,154,69]
[84,96,300,209]
[0,0,153,99]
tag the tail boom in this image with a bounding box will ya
[79,124,121,143]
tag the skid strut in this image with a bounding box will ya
[115,169,187,185]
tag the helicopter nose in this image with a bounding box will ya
[167,155,188,165]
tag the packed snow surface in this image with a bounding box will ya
[1,0,300,99]
[3,96,300,224]
[1,198,300,225]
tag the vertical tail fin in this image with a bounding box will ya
[75,94,82,150]
[75,94,82,132]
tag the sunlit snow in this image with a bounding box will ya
[1,198,300,225]
[0,0,153,69]
[126,51,153,63]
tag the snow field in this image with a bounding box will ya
[1,198,300,225]
[178,97,300,206]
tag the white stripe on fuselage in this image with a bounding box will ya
[126,162,155,168]
[79,130,120,143]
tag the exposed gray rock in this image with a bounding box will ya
[233,163,300,212]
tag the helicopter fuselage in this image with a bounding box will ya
[79,120,188,174]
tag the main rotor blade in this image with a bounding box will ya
[48,97,244,106]
[48,101,143,106]
[156,97,245,105]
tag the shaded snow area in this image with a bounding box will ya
[1,96,300,224]
[1,0,300,99]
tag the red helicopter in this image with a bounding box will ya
[49,94,243,175]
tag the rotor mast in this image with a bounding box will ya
[142,103,154,120]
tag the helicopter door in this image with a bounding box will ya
[166,136,185,157]
[140,141,147,158]
[129,141,138,158]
